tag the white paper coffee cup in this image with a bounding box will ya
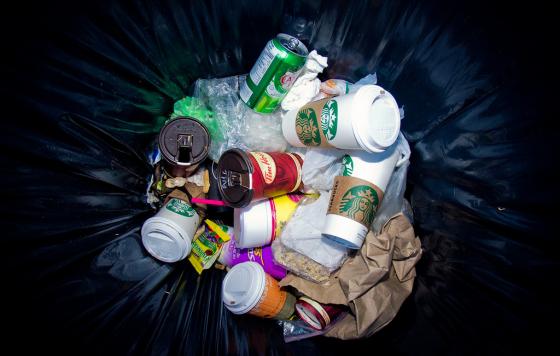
[322,142,405,249]
[141,198,200,262]
[282,85,400,153]
[222,262,266,315]
[234,194,302,249]
[222,262,295,319]
[234,199,273,249]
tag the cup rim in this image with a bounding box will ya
[222,262,266,314]
[351,85,401,153]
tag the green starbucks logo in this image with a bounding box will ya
[342,155,354,176]
[321,99,338,140]
[339,185,379,226]
[166,198,195,217]
[296,108,321,146]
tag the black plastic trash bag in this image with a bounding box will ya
[1,0,557,354]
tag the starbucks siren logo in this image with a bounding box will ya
[295,108,321,146]
[166,198,196,217]
[339,185,379,226]
[342,155,354,176]
[321,99,338,140]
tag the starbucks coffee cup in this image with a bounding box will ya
[282,85,400,153]
[322,142,407,249]
[234,194,303,248]
[141,198,200,262]
[222,262,296,319]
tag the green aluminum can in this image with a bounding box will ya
[240,34,309,113]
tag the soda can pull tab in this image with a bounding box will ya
[177,134,193,163]
[286,37,300,50]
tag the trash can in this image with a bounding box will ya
[1,0,556,354]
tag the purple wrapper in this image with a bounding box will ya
[220,239,287,279]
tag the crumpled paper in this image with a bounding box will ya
[279,213,422,340]
[281,50,328,111]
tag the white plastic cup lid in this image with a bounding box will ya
[141,217,191,262]
[222,262,266,314]
[352,85,401,153]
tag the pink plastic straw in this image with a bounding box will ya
[190,197,227,206]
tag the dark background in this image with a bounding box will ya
[0,0,558,355]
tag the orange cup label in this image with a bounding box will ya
[249,273,287,318]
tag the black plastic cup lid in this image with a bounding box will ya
[158,117,210,166]
[217,149,254,208]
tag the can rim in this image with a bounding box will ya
[276,33,309,58]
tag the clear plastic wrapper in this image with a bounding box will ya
[301,148,345,192]
[348,73,378,92]
[190,75,288,161]
[279,192,348,272]
[371,133,412,234]
[235,104,287,153]
[280,312,348,343]
[271,238,332,283]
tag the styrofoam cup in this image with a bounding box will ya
[141,198,200,262]
[222,262,295,319]
[323,141,405,249]
[282,85,400,153]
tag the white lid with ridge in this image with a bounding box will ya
[222,262,266,314]
[141,216,192,262]
[352,85,401,153]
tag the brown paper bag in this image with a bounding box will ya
[279,213,422,340]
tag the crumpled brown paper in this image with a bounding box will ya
[279,213,422,340]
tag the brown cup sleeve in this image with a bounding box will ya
[294,98,335,148]
[327,176,384,228]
